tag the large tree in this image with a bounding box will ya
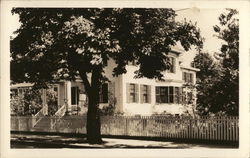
[11,8,203,143]
[194,9,239,116]
[213,9,239,116]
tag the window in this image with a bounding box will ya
[140,85,151,103]
[71,87,79,105]
[127,83,139,103]
[182,88,193,104]
[130,84,136,102]
[183,72,194,84]
[187,92,193,104]
[167,57,176,73]
[155,86,182,104]
[99,83,108,103]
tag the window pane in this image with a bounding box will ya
[169,87,174,103]
[130,84,135,92]
[156,87,160,95]
[143,85,147,94]
[130,94,135,102]
[156,95,161,103]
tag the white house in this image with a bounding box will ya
[10,46,199,116]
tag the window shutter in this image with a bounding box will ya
[172,57,176,73]
[135,84,139,103]
[99,85,102,103]
[126,83,130,103]
[108,82,115,104]
[188,73,191,83]
[148,85,151,103]
[103,83,108,103]
[190,73,193,84]
[140,84,143,103]
[185,72,188,83]
[156,87,160,103]
[77,87,79,105]
[182,72,185,81]
[71,87,75,105]
[182,87,186,104]
[174,87,178,104]
[179,87,183,104]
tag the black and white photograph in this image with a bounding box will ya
[0,1,249,158]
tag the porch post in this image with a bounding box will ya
[65,81,72,115]
[42,88,48,115]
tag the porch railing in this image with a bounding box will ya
[32,104,48,127]
[50,104,66,129]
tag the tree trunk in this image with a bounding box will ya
[86,91,102,144]
[86,66,103,144]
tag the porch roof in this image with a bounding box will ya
[10,83,34,89]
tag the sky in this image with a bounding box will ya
[175,8,225,65]
[176,8,224,52]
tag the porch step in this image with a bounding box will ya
[32,117,51,130]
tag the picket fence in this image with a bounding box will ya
[11,115,239,142]
[101,116,239,142]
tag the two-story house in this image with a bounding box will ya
[10,46,199,116]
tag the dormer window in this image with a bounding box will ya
[182,72,194,84]
[167,56,176,73]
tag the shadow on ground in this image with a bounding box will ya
[11,134,238,149]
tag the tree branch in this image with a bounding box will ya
[79,70,91,95]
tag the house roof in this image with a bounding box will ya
[170,45,185,54]
[180,66,200,72]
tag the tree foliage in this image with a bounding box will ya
[194,9,239,116]
[11,8,203,143]
[213,9,239,116]
[194,52,221,115]
[11,88,42,115]
[11,8,203,85]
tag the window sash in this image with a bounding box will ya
[127,83,139,103]
[143,85,148,103]
[130,84,136,102]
